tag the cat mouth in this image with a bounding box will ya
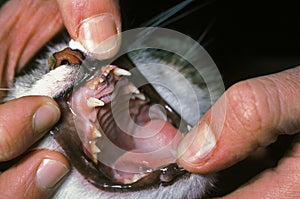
[52,51,189,191]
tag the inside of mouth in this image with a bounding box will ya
[70,66,184,185]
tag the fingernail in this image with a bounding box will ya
[77,13,120,60]
[33,102,60,134]
[36,159,69,189]
[177,122,216,164]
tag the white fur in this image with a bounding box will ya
[6,65,79,100]
[69,40,90,55]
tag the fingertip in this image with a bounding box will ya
[0,150,70,199]
[0,96,61,161]
[76,13,121,60]
[33,150,71,197]
[33,99,61,135]
[177,121,217,173]
[57,0,121,59]
[35,153,70,191]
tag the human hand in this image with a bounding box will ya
[0,0,121,87]
[177,66,300,198]
[0,0,120,198]
[56,0,121,60]
[0,96,71,199]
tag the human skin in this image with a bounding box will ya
[178,66,300,198]
[0,0,120,198]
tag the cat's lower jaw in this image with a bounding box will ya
[35,134,214,199]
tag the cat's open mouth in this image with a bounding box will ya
[52,48,189,191]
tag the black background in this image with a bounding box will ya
[120,0,300,88]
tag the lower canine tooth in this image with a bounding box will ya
[114,68,131,76]
[135,93,146,100]
[128,83,140,94]
[87,97,105,108]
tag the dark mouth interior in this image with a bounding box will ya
[53,56,189,191]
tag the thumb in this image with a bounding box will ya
[219,136,300,198]
[56,0,121,60]
[177,66,300,173]
[0,150,70,199]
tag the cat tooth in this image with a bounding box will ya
[131,174,144,183]
[93,145,101,153]
[128,83,140,94]
[87,97,105,108]
[134,93,146,100]
[130,95,136,100]
[91,153,98,164]
[113,68,131,76]
[89,84,96,90]
[123,174,146,184]
[123,179,131,184]
[89,81,98,90]
[90,141,101,163]
[132,174,140,182]
[93,128,102,138]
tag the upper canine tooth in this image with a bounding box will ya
[87,97,105,108]
[128,83,140,94]
[113,68,131,76]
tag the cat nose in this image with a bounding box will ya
[49,47,85,70]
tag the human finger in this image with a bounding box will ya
[177,66,300,173]
[219,136,300,199]
[0,96,60,161]
[0,0,63,86]
[56,0,121,60]
[0,150,70,199]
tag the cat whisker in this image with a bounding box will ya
[0,88,15,91]
[202,37,215,48]
[183,17,216,59]
[141,0,194,27]
[135,0,195,42]
[197,17,216,45]
[160,0,216,28]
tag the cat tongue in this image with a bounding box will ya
[111,120,183,184]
